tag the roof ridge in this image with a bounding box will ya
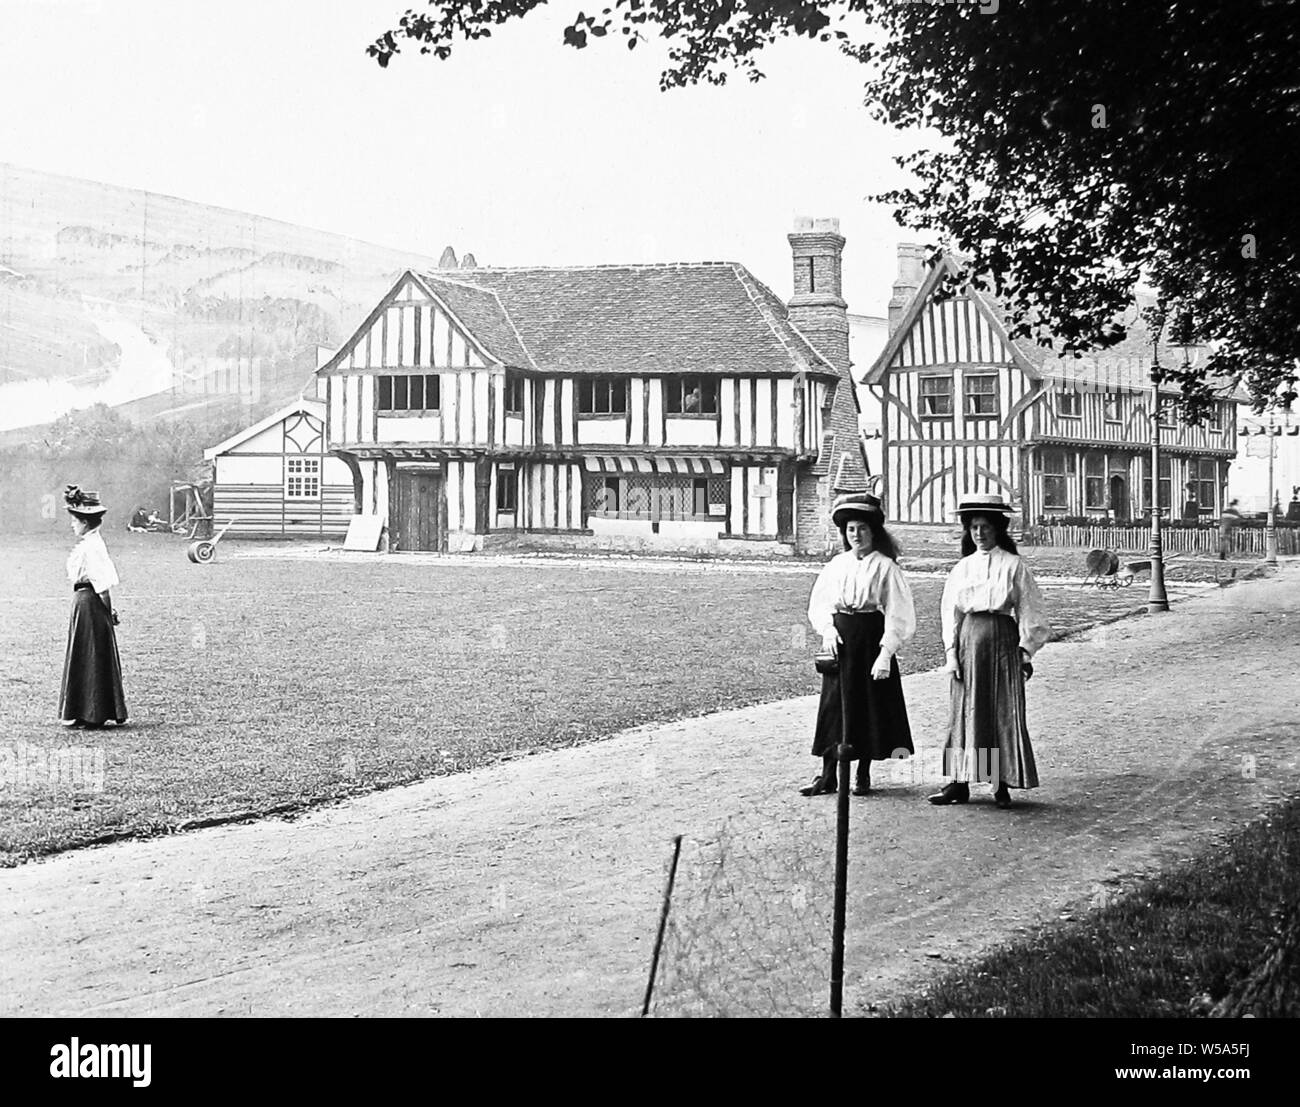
[728,263,828,374]
[423,260,739,275]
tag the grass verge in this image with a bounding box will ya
[880,792,1300,1018]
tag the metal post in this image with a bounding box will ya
[1266,430,1279,565]
[641,834,683,1018]
[1148,383,1170,612]
[830,740,851,1018]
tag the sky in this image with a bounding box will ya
[0,0,926,316]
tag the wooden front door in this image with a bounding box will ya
[1109,474,1129,523]
[394,470,445,552]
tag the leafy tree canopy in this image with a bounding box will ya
[370,0,1299,416]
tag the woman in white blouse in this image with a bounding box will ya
[803,492,916,796]
[930,493,1049,809]
[59,486,128,728]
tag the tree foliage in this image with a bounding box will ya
[370,0,1300,415]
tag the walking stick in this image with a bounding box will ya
[830,623,853,1018]
[641,834,683,1017]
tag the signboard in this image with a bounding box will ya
[753,485,773,499]
[343,514,385,551]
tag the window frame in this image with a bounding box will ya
[495,464,517,514]
[1056,390,1083,419]
[585,473,726,521]
[577,377,629,417]
[285,456,321,501]
[918,374,954,419]
[664,375,719,416]
[377,373,441,414]
[963,373,1000,419]
[1039,448,1076,511]
[503,374,525,417]
[1102,392,1122,423]
[1083,454,1107,510]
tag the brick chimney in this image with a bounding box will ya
[787,217,849,372]
[888,243,928,334]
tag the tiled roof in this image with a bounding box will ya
[414,276,534,369]
[419,263,835,377]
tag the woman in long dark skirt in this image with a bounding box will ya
[929,492,1048,809]
[802,492,916,796]
[59,486,128,729]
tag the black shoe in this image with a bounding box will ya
[853,768,871,796]
[927,782,970,806]
[993,784,1012,809]
[799,775,837,797]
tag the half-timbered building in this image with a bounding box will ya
[864,246,1241,526]
[316,220,868,554]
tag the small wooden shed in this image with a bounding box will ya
[203,398,355,538]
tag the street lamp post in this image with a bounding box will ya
[1148,378,1170,613]
[1265,427,1279,565]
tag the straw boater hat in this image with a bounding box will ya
[830,492,884,528]
[953,492,1014,519]
[64,485,108,517]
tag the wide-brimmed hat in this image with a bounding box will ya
[64,485,108,516]
[831,492,884,527]
[953,492,1014,518]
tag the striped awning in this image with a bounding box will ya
[582,455,724,475]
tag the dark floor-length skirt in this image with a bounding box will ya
[59,585,128,726]
[943,612,1037,788]
[812,611,914,762]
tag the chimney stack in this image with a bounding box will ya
[888,243,928,334]
[787,216,848,372]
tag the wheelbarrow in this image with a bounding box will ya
[187,518,239,564]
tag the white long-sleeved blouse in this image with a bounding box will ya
[66,531,120,594]
[807,550,917,659]
[940,546,1050,658]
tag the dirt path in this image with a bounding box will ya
[1,566,1297,1017]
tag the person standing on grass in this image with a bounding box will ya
[929,493,1049,810]
[59,486,128,729]
[1219,499,1243,560]
[802,492,916,797]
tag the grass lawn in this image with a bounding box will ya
[882,793,1300,1018]
[0,534,1160,865]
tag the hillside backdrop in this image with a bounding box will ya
[0,162,461,532]
[0,162,451,443]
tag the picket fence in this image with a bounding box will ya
[1021,524,1300,555]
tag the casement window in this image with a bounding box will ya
[1196,458,1217,510]
[664,375,719,415]
[1141,456,1172,510]
[919,375,953,418]
[504,375,525,416]
[1103,393,1122,423]
[496,465,517,513]
[964,374,1000,418]
[285,457,321,500]
[1204,403,1222,432]
[378,373,441,412]
[585,474,726,521]
[1084,455,1107,510]
[1040,449,1077,510]
[577,377,628,416]
[1056,390,1083,418]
